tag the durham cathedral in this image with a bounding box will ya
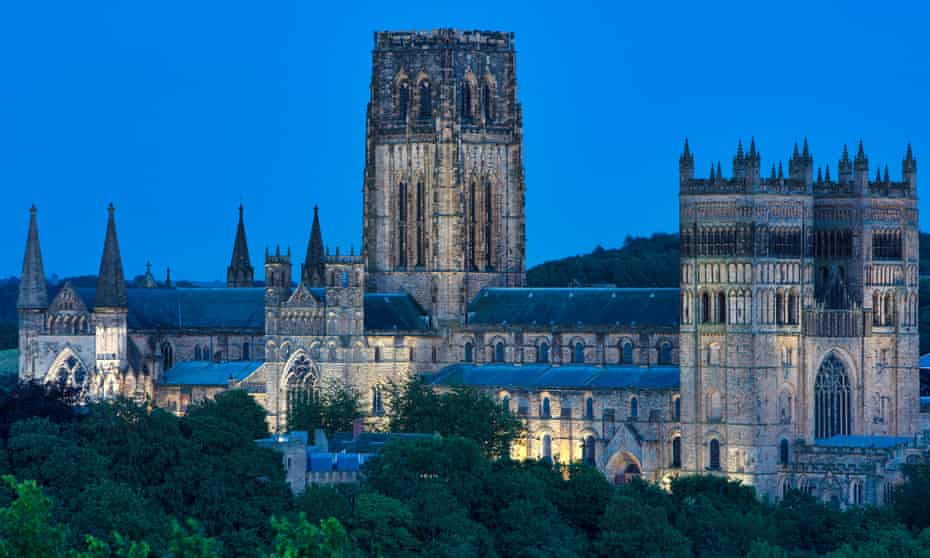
[16,30,926,505]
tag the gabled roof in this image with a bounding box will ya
[161,360,263,386]
[431,363,680,391]
[467,287,680,328]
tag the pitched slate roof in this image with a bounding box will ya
[467,287,680,328]
[161,360,263,386]
[363,293,431,331]
[920,354,930,369]
[431,363,680,391]
[74,287,266,330]
[64,287,429,333]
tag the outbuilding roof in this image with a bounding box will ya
[161,360,263,386]
[815,435,911,449]
[466,287,680,328]
[431,363,680,391]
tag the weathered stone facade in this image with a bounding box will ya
[16,29,923,507]
[363,30,526,323]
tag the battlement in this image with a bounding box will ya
[679,138,916,198]
[373,29,514,51]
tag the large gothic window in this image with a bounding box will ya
[815,353,851,439]
[162,342,174,371]
[51,354,87,390]
[286,354,318,420]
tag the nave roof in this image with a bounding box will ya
[431,363,680,391]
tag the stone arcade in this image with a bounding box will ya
[16,29,924,505]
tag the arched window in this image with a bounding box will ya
[285,354,318,424]
[701,292,711,323]
[788,292,799,324]
[194,345,202,361]
[621,341,633,364]
[709,439,721,470]
[585,397,594,420]
[397,80,409,122]
[672,437,682,468]
[242,342,250,361]
[495,342,505,363]
[541,397,551,418]
[501,395,510,414]
[659,342,672,365]
[374,347,381,363]
[852,481,864,505]
[162,342,174,371]
[408,347,415,362]
[716,292,726,323]
[482,81,493,123]
[538,342,549,363]
[573,342,585,364]
[776,291,785,325]
[630,397,639,420]
[468,180,477,270]
[398,182,407,268]
[779,439,790,465]
[884,293,895,326]
[815,353,851,439]
[484,179,493,270]
[372,386,384,415]
[462,81,473,120]
[418,80,431,119]
[541,434,552,462]
[341,271,348,288]
[674,396,681,421]
[464,342,473,363]
[416,181,425,267]
[583,435,596,465]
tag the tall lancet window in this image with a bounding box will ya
[484,179,493,270]
[398,182,407,268]
[418,81,431,119]
[482,82,493,123]
[397,81,409,123]
[815,353,851,439]
[416,181,425,267]
[469,181,477,270]
[462,82,473,120]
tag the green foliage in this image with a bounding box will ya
[294,485,352,527]
[349,493,418,557]
[270,514,357,558]
[166,519,222,558]
[388,377,524,458]
[0,475,69,558]
[185,390,269,440]
[287,382,363,437]
[526,233,681,288]
[593,493,691,558]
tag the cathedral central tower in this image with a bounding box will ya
[363,29,526,323]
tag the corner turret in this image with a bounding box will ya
[227,204,255,288]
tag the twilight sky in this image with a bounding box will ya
[2,0,928,280]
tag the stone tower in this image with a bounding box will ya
[17,205,48,381]
[678,139,919,499]
[94,204,129,399]
[362,29,526,323]
[227,204,254,288]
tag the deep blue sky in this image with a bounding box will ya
[2,1,929,280]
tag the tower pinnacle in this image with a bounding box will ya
[303,205,325,286]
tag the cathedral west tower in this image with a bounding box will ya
[363,30,526,323]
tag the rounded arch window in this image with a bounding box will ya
[463,342,474,363]
[585,397,594,420]
[630,397,639,419]
[538,342,549,363]
[659,342,672,365]
[494,341,505,363]
[541,397,551,418]
[418,80,432,118]
[541,434,552,462]
[620,341,633,364]
[572,342,585,364]
[583,435,596,465]
[709,439,721,470]
[672,436,682,468]
[779,439,790,465]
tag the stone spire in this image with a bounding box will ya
[95,203,128,309]
[17,205,48,310]
[226,204,254,288]
[302,205,325,286]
